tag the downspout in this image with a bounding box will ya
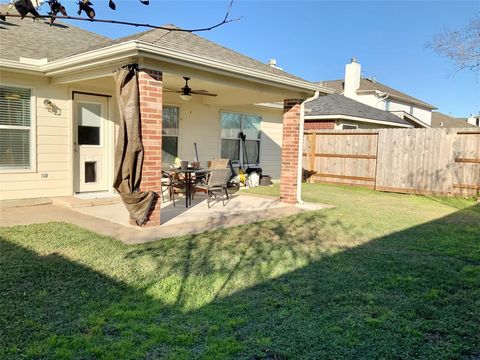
[296,90,320,206]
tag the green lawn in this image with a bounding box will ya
[1,184,479,359]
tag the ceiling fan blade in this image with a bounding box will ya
[164,89,182,93]
[191,91,217,97]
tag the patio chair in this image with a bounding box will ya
[161,170,176,206]
[195,167,231,208]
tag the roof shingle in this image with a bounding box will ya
[305,93,411,126]
[0,5,109,61]
[319,78,436,109]
[431,112,475,128]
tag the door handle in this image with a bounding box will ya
[74,141,77,153]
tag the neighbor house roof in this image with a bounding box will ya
[431,112,475,128]
[305,93,413,127]
[319,78,436,110]
[0,5,109,61]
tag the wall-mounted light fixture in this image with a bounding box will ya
[43,99,61,115]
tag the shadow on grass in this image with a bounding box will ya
[1,204,479,359]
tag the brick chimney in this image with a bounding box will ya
[344,57,361,99]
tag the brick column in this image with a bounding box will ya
[280,98,304,204]
[137,68,163,226]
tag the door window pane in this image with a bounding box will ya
[78,126,100,145]
[85,161,97,183]
[78,103,101,145]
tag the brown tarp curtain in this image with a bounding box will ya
[113,66,155,225]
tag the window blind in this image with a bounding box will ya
[0,86,32,169]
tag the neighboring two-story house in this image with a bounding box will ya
[305,58,436,130]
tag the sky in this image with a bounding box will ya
[55,0,479,117]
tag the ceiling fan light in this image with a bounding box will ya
[180,93,192,101]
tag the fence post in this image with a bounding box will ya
[309,133,316,183]
[373,131,380,190]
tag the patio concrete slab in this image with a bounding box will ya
[1,194,332,244]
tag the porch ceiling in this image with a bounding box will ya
[67,70,309,106]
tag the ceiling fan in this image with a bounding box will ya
[165,77,217,101]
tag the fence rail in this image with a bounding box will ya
[303,128,480,196]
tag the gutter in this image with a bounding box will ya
[296,90,320,206]
[304,114,413,128]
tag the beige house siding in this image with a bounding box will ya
[1,71,72,200]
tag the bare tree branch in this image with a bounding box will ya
[0,0,242,32]
[427,16,480,72]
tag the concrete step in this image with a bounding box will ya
[52,195,122,209]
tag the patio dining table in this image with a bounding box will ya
[168,168,210,208]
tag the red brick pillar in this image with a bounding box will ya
[137,68,163,226]
[280,98,304,204]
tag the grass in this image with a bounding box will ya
[1,183,479,359]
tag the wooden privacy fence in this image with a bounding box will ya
[303,128,480,197]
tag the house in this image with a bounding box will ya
[431,112,476,128]
[314,58,435,128]
[304,93,418,130]
[0,7,332,226]
[467,114,479,127]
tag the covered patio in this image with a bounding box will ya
[56,66,323,226]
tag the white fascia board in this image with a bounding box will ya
[0,59,43,74]
[304,114,413,128]
[38,40,331,94]
[43,42,138,76]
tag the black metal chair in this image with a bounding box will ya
[195,167,231,208]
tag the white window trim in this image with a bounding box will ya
[0,84,36,174]
[341,123,359,130]
[219,110,262,167]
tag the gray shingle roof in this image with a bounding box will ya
[1,11,311,84]
[63,25,308,82]
[431,112,475,128]
[320,78,436,109]
[0,5,109,61]
[305,93,411,126]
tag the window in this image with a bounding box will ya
[221,112,261,166]
[0,86,33,170]
[162,106,179,165]
[341,123,358,130]
[384,99,390,111]
[78,103,101,145]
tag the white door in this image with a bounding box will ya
[73,94,109,193]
